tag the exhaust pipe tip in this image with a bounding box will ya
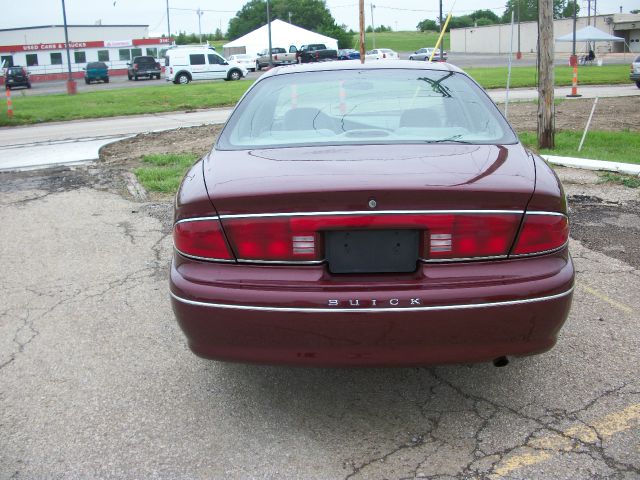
[493,356,509,367]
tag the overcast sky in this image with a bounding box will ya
[1,0,636,37]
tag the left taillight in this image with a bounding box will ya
[173,218,234,261]
[512,213,569,255]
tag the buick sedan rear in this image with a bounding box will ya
[170,61,574,367]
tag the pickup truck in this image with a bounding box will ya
[255,47,297,70]
[128,56,162,80]
[295,44,338,63]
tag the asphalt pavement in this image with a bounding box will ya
[0,164,638,479]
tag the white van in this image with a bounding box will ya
[164,46,248,84]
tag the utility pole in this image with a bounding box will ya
[267,0,273,67]
[567,0,581,97]
[359,0,365,62]
[370,4,376,49]
[439,0,443,60]
[166,0,171,40]
[61,0,76,95]
[538,0,555,148]
[197,8,203,44]
[516,0,522,59]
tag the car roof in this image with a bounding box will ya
[261,60,464,79]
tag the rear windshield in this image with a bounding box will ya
[134,56,156,64]
[218,68,517,150]
[87,62,107,69]
[271,48,286,54]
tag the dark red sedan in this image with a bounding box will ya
[170,61,574,367]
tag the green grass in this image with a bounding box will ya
[465,64,630,89]
[134,153,199,193]
[519,130,640,165]
[352,31,450,52]
[598,172,640,188]
[0,80,252,126]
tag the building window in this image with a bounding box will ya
[131,48,142,58]
[74,51,86,63]
[26,54,39,66]
[119,49,131,61]
[97,50,110,62]
[50,53,63,65]
[1,55,14,68]
[146,47,158,58]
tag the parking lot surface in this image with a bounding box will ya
[0,164,639,479]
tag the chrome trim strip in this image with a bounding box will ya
[525,211,568,217]
[236,259,325,265]
[420,254,508,263]
[218,209,525,220]
[175,216,220,224]
[174,247,236,263]
[508,240,570,259]
[170,286,574,313]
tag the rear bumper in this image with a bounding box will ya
[170,250,574,366]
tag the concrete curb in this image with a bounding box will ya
[543,155,640,176]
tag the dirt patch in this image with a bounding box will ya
[498,96,639,132]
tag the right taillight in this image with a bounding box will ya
[512,213,569,255]
[173,218,234,261]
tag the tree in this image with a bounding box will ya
[468,9,500,23]
[213,28,225,41]
[227,0,352,48]
[416,19,438,31]
[502,0,566,22]
[561,1,579,18]
[438,16,474,30]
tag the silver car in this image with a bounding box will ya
[409,47,448,62]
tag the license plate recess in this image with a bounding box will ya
[325,229,419,274]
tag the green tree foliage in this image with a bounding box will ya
[562,1,580,18]
[227,0,352,48]
[438,16,474,31]
[416,19,438,31]
[468,9,500,23]
[502,0,567,22]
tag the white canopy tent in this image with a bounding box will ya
[223,20,338,57]
[555,25,625,43]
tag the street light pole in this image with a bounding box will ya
[439,0,443,61]
[370,3,376,49]
[61,0,76,95]
[197,8,203,44]
[166,0,171,41]
[267,0,273,67]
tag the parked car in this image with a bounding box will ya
[255,47,297,70]
[170,61,574,367]
[365,48,399,60]
[84,61,109,84]
[228,54,257,72]
[631,55,640,88]
[164,46,247,84]
[128,55,162,80]
[337,49,361,60]
[295,44,338,63]
[3,66,30,89]
[409,48,448,62]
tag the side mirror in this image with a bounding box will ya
[223,61,228,65]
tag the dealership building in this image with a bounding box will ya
[450,13,640,55]
[0,24,171,83]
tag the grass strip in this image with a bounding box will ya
[0,64,631,127]
[353,31,450,52]
[1,80,252,126]
[134,153,199,193]
[519,130,640,165]
[465,64,630,89]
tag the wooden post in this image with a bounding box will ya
[359,0,365,63]
[537,0,555,149]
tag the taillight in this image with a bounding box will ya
[170,67,173,74]
[512,213,569,255]
[221,213,523,262]
[133,63,138,70]
[174,218,234,261]
[383,53,386,58]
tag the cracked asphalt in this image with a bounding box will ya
[0,164,638,479]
